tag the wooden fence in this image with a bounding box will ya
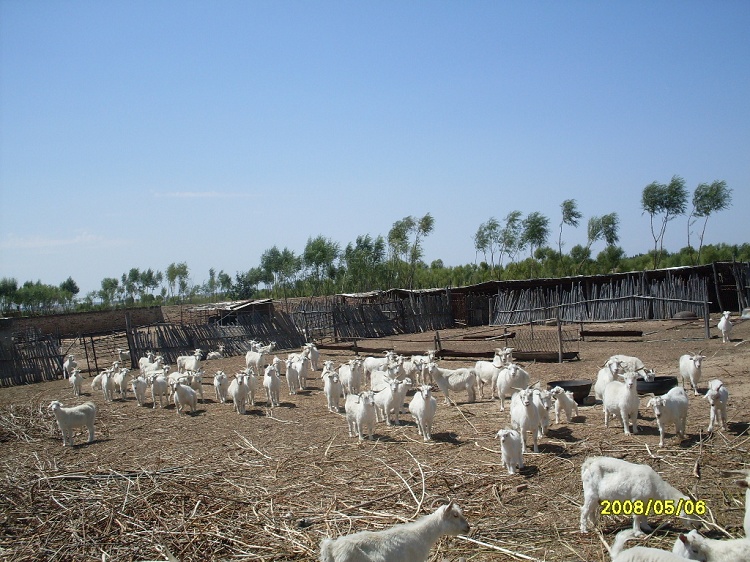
[491,275,710,325]
[0,329,63,386]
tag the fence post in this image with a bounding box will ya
[703,294,711,340]
[556,307,563,364]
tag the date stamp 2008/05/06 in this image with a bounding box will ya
[600,499,706,517]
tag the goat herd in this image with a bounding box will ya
[44,312,749,561]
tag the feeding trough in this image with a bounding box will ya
[547,379,592,405]
[637,375,678,396]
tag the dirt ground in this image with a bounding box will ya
[1,314,748,562]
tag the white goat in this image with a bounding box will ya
[62,354,77,379]
[149,372,169,408]
[101,370,116,402]
[549,386,579,424]
[496,428,524,475]
[705,379,729,432]
[495,363,530,411]
[608,354,649,378]
[131,375,148,406]
[322,369,343,413]
[338,358,364,395]
[138,350,156,373]
[580,456,697,534]
[295,355,313,390]
[409,385,437,441]
[717,311,733,343]
[245,346,270,377]
[345,390,377,441]
[116,347,131,365]
[510,387,540,453]
[319,501,470,562]
[374,379,401,426]
[228,373,249,414]
[171,380,197,415]
[213,371,229,403]
[303,342,320,370]
[595,358,625,400]
[424,362,477,405]
[680,352,706,396]
[679,531,750,561]
[370,364,402,393]
[647,386,689,446]
[49,400,96,447]
[672,529,706,560]
[362,350,398,385]
[69,368,83,397]
[609,529,703,562]
[206,344,225,360]
[263,364,281,407]
[284,357,302,395]
[474,360,501,400]
[112,368,131,400]
[532,386,552,438]
[603,372,640,434]
[177,349,203,374]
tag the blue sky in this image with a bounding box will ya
[2,1,748,296]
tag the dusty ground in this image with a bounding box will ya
[1,314,748,562]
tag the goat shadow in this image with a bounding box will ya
[728,421,750,436]
[431,431,461,445]
[537,442,569,457]
[545,426,579,443]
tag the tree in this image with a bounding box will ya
[576,213,619,274]
[499,210,524,266]
[641,175,688,268]
[521,212,550,276]
[387,213,434,290]
[558,199,582,258]
[689,180,732,263]
[473,217,500,268]
[342,234,387,292]
[260,246,300,300]
[58,277,80,310]
[165,262,189,300]
[98,277,119,306]
[0,277,18,312]
[217,270,233,296]
[303,235,340,295]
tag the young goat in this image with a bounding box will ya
[374,379,401,425]
[549,386,578,424]
[510,387,540,453]
[318,501,470,562]
[69,368,83,397]
[409,384,437,441]
[171,381,197,415]
[647,386,689,446]
[609,529,703,562]
[228,373,249,414]
[705,379,729,432]
[679,531,750,561]
[62,354,77,379]
[213,371,229,403]
[603,372,640,435]
[131,375,148,407]
[717,311,732,343]
[496,428,524,475]
[338,358,364,396]
[680,352,706,396]
[345,390,376,441]
[263,364,281,407]
[49,400,96,447]
[322,369,343,413]
[580,456,698,534]
[149,372,169,408]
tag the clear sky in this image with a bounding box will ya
[1,1,748,297]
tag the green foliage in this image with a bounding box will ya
[641,175,688,268]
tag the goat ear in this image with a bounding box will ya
[678,534,688,544]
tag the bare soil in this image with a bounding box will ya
[1,315,748,561]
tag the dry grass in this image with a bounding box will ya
[1,318,749,561]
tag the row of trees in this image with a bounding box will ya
[0,176,738,314]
